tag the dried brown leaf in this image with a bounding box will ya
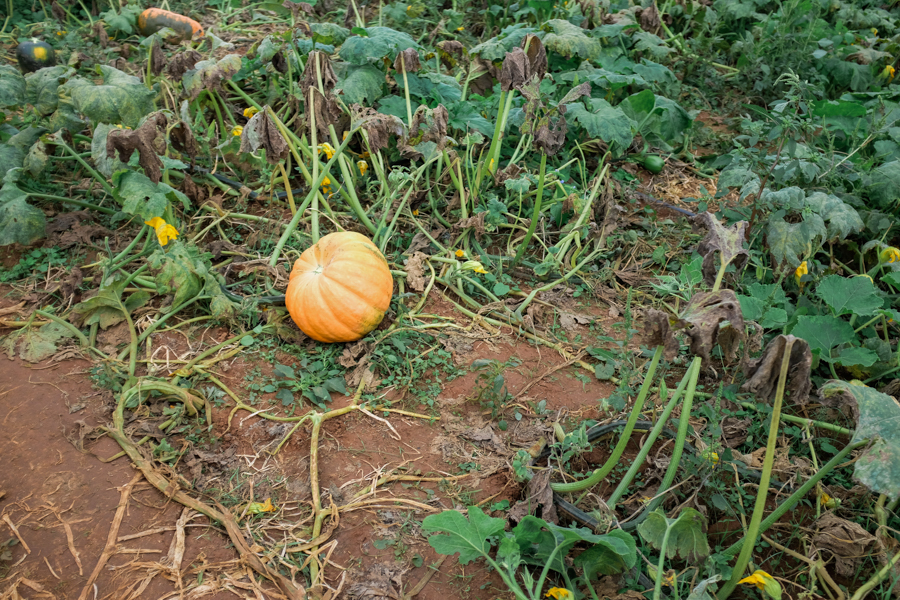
[500,48,529,92]
[521,34,547,80]
[741,335,812,405]
[692,212,750,286]
[93,22,109,48]
[642,309,680,360]
[166,50,202,79]
[812,513,876,577]
[678,289,745,365]
[106,112,168,183]
[170,120,200,160]
[150,39,165,76]
[351,105,407,154]
[239,109,289,165]
[405,251,429,292]
[509,469,558,525]
[393,48,420,74]
[639,3,660,31]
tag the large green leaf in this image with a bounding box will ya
[72,274,150,329]
[637,507,710,562]
[470,24,537,61]
[149,241,208,310]
[339,27,418,65]
[620,89,691,151]
[567,100,634,153]
[422,507,505,565]
[0,66,26,108]
[867,160,900,209]
[0,168,46,246]
[540,19,601,60]
[791,315,856,361]
[25,66,74,115]
[182,54,242,101]
[804,192,863,240]
[512,516,604,575]
[0,144,25,179]
[309,22,351,46]
[338,64,386,105]
[62,66,156,128]
[448,102,494,136]
[113,170,190,220]
[816,275,882,317]
[632,31,673,59]
[820,381,900,500]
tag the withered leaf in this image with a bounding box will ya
[166,50,202,80]
[500,48,529,93]
[169,120,200,160]
[400,104,451,160]
[816,381,861,421]
[722,417,750,448]
[106,112,168,183]
[239,108,289,165]
[692,212,750,286]
[436,40,466,69]
[405,252,429,292]
[509,469,558,525]
[150,39,165,76]
[454,212,486,241]
[678,289,745,366]
[741,334,812,405]
[272,51,288,73]
[181,174,207,204]
[642,309,680,360]
[351,105,406,154]
[50,0,66,21]
[521,34,547,80]
[299,51,337,98]
[638,3,661,31]
[812,513,875,577]
[393,48,421,74]
[93,22,109,48]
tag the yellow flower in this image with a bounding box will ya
[457,26,464,32]
[412,209,419,216]
[357,160,368,176]
[702,450,719,466]
[406,4,411,9]
[321,176,332,188]
[739,570,782,600]
[872,28,879,36]
[360,151,371,159]
[243,107,259,118]
[318,142,336,159]
[232,125,243,137]
[144,217,179,246]
[795,260,808,286]
[246,498,277,514]
[455,249,466,258]
[884,65,896,81]
[56,30,66,36]
[545,589,573,600]
[880,246,900,264]
[474,266,488,274]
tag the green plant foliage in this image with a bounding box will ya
[339,27,419,65]
[0,66,25,108]
[61,66,157,128]
[422,507,506,564]
[637,507,710,562]
[0,168,46,246]
[112,171,190,220]
[73,274,150,330]
[540,19,602,60]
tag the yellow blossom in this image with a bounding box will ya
[739,570,782,600]
[360,151,371,159]
[884,65,896,81]
[246,498,277,514]
[872,28,879,36]
[56,30,66,36]
[880,246,900,264]
[795,260,808,287]
[318,142,336,159]
[357,160,368,176]
[473,266,488,274]
[406,4,411,9]
[702,450,719,466]
[232,125,243,137]
[412,209,419,216]
[144,217,179,246]
[243,107,259,118]
[457,26,464,31]
[455,249,466,258]
[545,589,573,600]
[820,493,840,509]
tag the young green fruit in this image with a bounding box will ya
[15,40,57,73]
[641,155,665,174]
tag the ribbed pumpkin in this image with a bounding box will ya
[137,8,204,41]
[285,232,393,343]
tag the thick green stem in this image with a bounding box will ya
[34,310,89,347]
[551,346,663,493]
[53,141,116,197]
[653,527,673,600]
[512,152,547,267]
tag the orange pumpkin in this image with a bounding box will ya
[137,8,204,41]
[285,232,393,343]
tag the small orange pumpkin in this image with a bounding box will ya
[285,232,393,343]
[137,8,204,41]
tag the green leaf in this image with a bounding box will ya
[567,100,634,154]
[0,143,25,179]
[113,170,190,220]
[422,507,505,565]
[0,65,26,108]
[72,274,145,329]
[632,31,673,59]
[448,102,495,136]
[309,22,351,46]
[340,27,419,65]
[791,315,856,361]
[100,5,141,36]
[470,24,537,61]
[182,54,242,101]
[25,66,74,115]
[241,335,254,346]
[620,90,691,151]
[0,168,46,246]
[24,141,49,178]
[816,275,882,317]
[338,64,385,105]
[377,95,411,120]
[836,347,879,368]
[572,529,637,579]
[496,535,521,573]
[820,381,900,499]
[867,160,900,210]
[62,66,157,128]
[541,19,601,60]
[255,35,283,62]
[637,507,710,562]
[687,576,722,600]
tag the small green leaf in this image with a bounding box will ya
[422,507,505,565]
[573,529,637,579]
[240,335,254,346]
[338,64,385,105]
[836,347,879,368]
[0,65,26,108]
[637,507,710,562]
[493,282,510,296]
[791,315,856,361]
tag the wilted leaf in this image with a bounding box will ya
[741,335,812,405]
[405,251,428,292]
[692,212,749,286]
[166,50,203,80]
[0,65,26,108]
[642,309,679,359]
[513,516,632,576]
[812,513,875,577]
[1,322,74,363]
[678,290,745,365]
[393,47,421,73]
[0,168,47,246]
[239,108,289,165]
[351,105,406,153]
[62,65,156,128]
[400,104,452,161]
[819,381,900,499]
[500,48,529,93]
[766,214,827,269]
[540,19,601,60]
[73,274,150,329]
[572,529,637,579]
[91,123,127,177]
[182,54,242,101]
[112,170,190,220]
[149,240,208,310]
[637,507,710,562]
[24,140,49,178]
